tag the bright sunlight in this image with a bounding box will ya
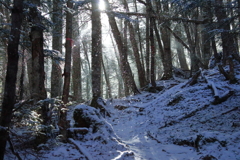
[99,0,106,11]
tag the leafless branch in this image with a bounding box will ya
[0,1,12,10]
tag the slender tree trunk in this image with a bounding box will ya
[102,57,112,99]
[122,20,130,96]
[149,16,156,88]
[110,34,125,97]
[19,50,25,100]
[62,0,73,104]
[82,40,91,100]
[145,11,150,83]
[91,0,102,108]
[51,0,63,98]
[174,25,189,70]
[0,0,23,159]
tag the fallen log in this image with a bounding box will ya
[181,70,201,88]
[212,90,234,105]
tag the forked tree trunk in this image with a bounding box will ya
[104,0,140,95]
[153,1,173,80]
[62,0,73,104]
[0,0,23,159]
[122,0,146,88]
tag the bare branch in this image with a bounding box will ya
[112,11,208,24]
[165,26,190,51]
[137,0,146,6]
[0,1,12,10]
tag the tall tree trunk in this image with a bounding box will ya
[149,16,156,88]
[62,0,73,104]
[51,0,63,98]
[201,1,212,69]
[0,0,23,159]
[72,42,82,102]
[91,0,102,108]
[122,19,130,96]
[29,0,47,102]
[145,11,150,83]
[72,14,82,102]
[104,0,140,95]
[0,1,11,100]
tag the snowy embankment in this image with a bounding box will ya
[105,67,240,160]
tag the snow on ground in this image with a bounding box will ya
[104,67,240,160]
[5,66,240,160]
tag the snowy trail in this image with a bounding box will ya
[109,110,196,160]
[107,90,199,160]
[111,113,162,160]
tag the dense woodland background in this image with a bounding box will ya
[0,0,240,159]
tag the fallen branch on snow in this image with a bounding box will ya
[211,90,234,105]
[181,70,201,88]
[204,76,234,105]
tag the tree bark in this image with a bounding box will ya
[72,42,82,102]
[91,0,102,108]
[29,0,47,102]
[0,0,23,159]
[150,17,156,89]
[62,0,73,104]
[51,0,63,98]
[72,14,82,102]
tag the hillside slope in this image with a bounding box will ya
[105,66,240,160]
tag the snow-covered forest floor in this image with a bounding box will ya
[5,65,240,160]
